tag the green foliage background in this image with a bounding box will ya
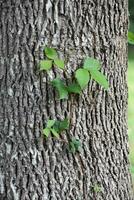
[129,0,134,31]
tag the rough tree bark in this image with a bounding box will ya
[0,0,133,200]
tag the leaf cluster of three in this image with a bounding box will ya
[40,47,109,100]
[43,119,69,138]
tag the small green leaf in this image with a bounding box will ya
[72,139,81,149]
[54,59,64,69]
[53,121,60,132]
[75,68,90,89]
[51,128,59,138]
[47,120,55,128]
[40,60,52,71]
[43,128,50,137]
[67,82,81,94]
[51,78,68,99]
[90,70,109,89]
[69,138,81,153]
[128,32,134,45]
[69,142,76,153]
[59,118,69,131]
[45,47,58,59]
[53,119,69,133]
[83,57,100,71]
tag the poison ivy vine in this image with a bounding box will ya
[40,47,109,153]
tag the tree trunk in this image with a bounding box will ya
[0,0,133,199]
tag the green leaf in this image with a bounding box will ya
[128,32,134,45]
[69,142,76,153]
[83,57,100,71]
[72,138,81,149]
[54,59,64,69]
[59,118,69,131]
[75,68,90,89]
[51,128,59,138]
[67,82,81,94]
[51,78,68,99]
[40,60,52,71]
[53,119,69,133]
[43,128,50,137]
[69,138,81,153]
[47,120,55,128]
[90,70,109,89]
[45,47,58,59]
[52,121,59,132]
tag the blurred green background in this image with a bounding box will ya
[129,0,134,188]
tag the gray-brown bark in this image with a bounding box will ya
[0,0,133,199]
